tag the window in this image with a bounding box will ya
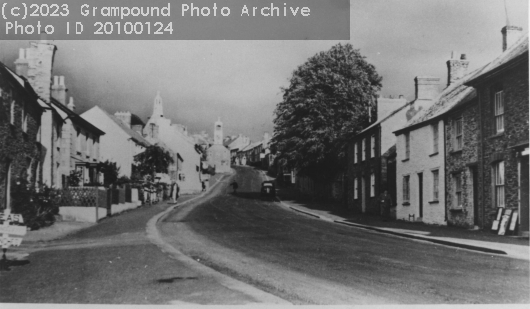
[35,162,40,187]
[354,178,358,199]
[494,90,504,134]
[432,123,439,153]
[403,176,410,202]
[36,124,41,142]
[493,161,505,208]
[454,117,463,151]
[404,133,410,159]
[80,132,87,154]
[432,170,439,201]
[10,98,15,125]
[26,158,32,182]
[454,173,462,207]
[354,143,358,164]
[76,129,82,153]
[370,173,375,197]
[371,135,376,158]
[87,135,92,157]
[21,101,27,132]
[361,138,366,161]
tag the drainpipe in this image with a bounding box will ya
[444,118,447,222]
[478,90,485,229]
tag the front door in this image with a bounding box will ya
[520,155,529,235]
[472,167,479,226]
[418,173,423,219]
[361,176,366,213]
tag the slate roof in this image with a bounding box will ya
[465,32,529,85]
[91,106,150,147]
[359,100,412,135]
[394,33,528,135]
[51,97,105,135]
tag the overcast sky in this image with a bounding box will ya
[1,0,528,141]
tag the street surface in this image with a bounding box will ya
[0,189,263,304]
[161,166,530,305]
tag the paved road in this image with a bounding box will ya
[161,166,530,305]
[0,187,262,304]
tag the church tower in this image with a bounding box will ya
[152,91,164,119]
[214,117,223,145]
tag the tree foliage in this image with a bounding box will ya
[98,160,120,187]
[134,145,174,178]
[271,43,382,179]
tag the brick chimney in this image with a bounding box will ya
[25,40,57,103]
[131,124,143,134]
[414,76,440,110]
[114,111,132,128]
[14,48,29,77]
[67,97,75,111]
[502,25,523,51]
[51,76,67,104]
[446,52,469,87]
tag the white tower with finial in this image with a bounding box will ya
[152,91,164,119]
[214,117,223,145]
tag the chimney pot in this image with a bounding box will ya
[53,76,59,85]
[59,76,65,86]
[460,54,467,60]
[18,48,25,59]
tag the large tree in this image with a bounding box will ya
[271,43,382,180]
[134,145,174,179]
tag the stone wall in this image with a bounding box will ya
[478,63,529,228]
[0,73,43,209]
[444,101,480,228]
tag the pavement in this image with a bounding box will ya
[259,170,530,261]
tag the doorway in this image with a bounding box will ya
[418,173,423,218]
[361,176,366,213]
[520,155,529,235]
[472,167,479,226]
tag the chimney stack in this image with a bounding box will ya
[67,97,75,111]
[25,40,57,103]
[502,25,523,51]
[446,52,469,87]
[114,111,132,128]
[51,75,67,104]
[414,76,440,111]
[14,48,29,77]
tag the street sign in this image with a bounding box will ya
[1,209,27,249]
[0,236,23,248]
[0,225,27,236]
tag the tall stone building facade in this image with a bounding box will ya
[0,62,45,209]
[347,96,409,215]
[465,30,529,235]
[207,117,231,173]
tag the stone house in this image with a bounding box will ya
[393,76,450,225]
[0,62,46,209]
[464,29,529,235]
[143,92,202,194]
[206,118,231,173]
[346,96,409,214]
[81,106,151,178]
[49,90,105,187]
[14,40,65,189]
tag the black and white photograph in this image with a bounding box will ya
[0,0,529,305]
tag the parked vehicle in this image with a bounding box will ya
[261,181,276,197]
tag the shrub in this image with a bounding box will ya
[11,179,59,230]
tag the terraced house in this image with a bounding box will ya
[465,28,529,236]
[346,95,408,215]
[0,62,46,209]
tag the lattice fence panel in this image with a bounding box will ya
[53,187,99,207]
